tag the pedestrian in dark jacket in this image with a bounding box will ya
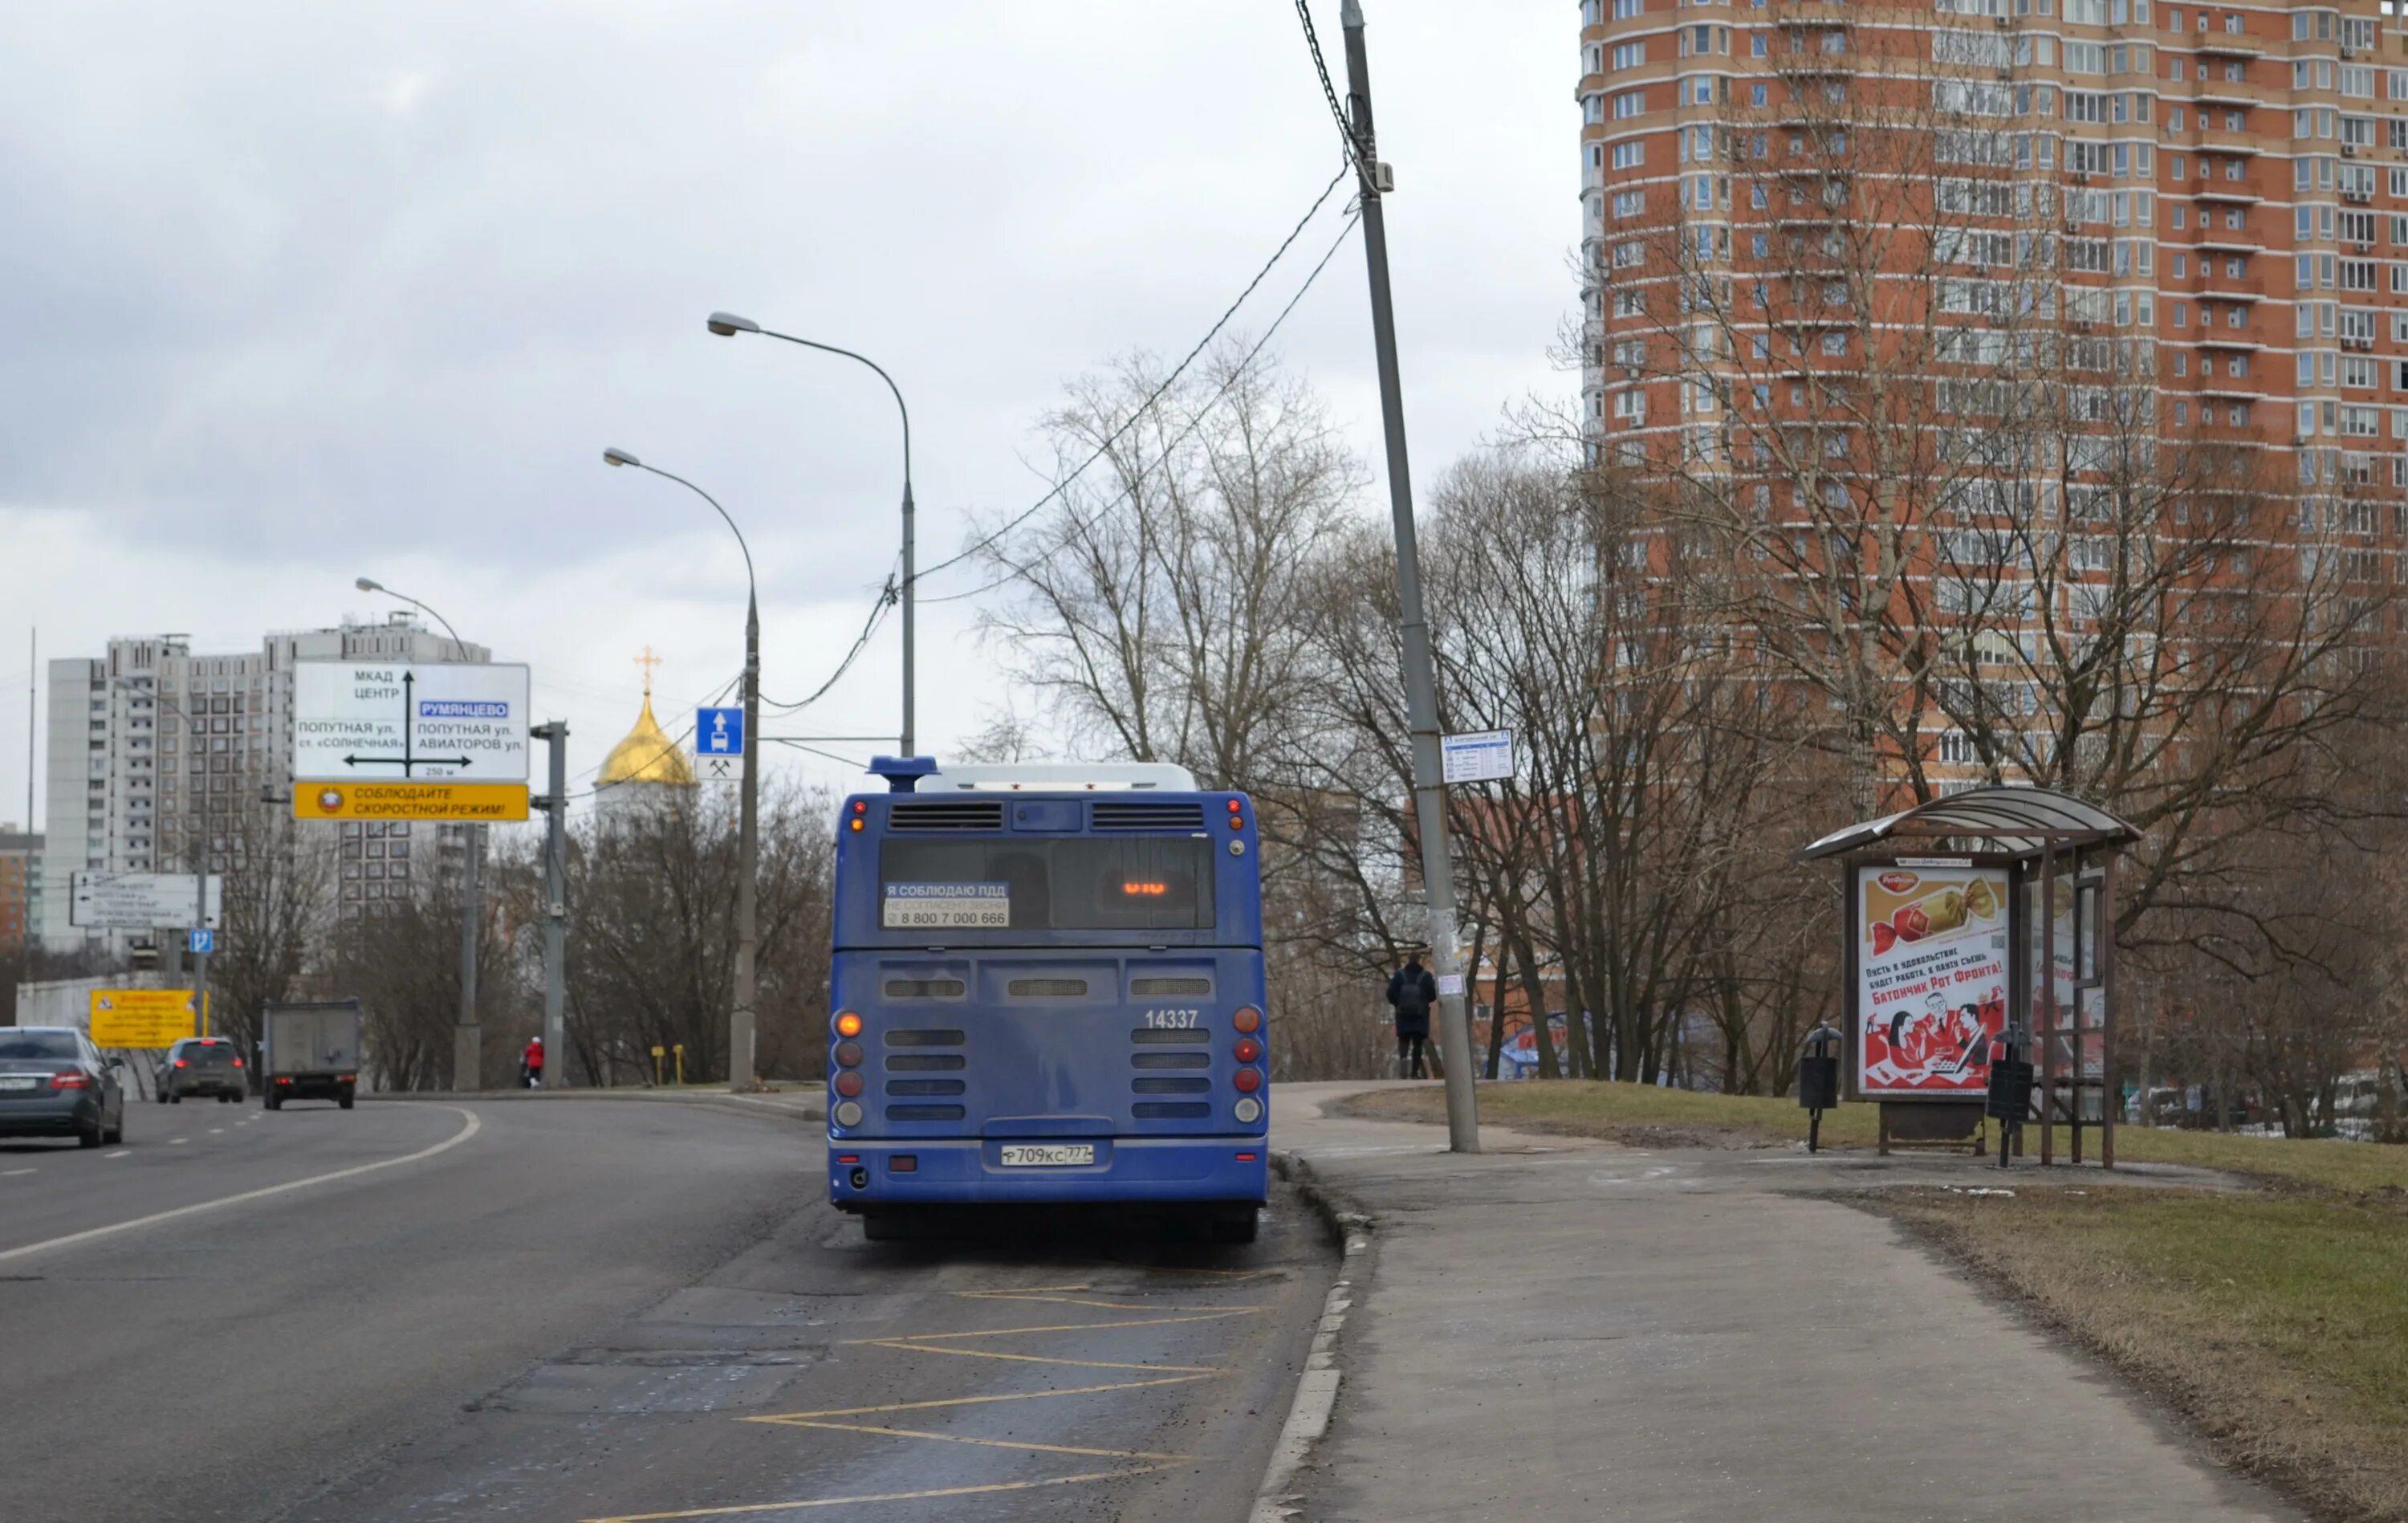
[1385,954,1438,1079]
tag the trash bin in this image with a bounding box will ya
[1984,1032,2034,1169]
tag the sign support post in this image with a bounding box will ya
[531,722,571,1089]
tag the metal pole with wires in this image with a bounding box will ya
[602,449,760,1091]
[1323,0,1479,1151]
[704,314,915,757]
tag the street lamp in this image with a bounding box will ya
[356,576,466,654]
[600,447,761,1093]
[354,576,482,1090]
[703,311,917,757]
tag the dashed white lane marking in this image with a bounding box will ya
[208,1128,225,1134]
[169,1138,189,1146]
[105,1150,130,1159]
[2,1167,34,1177]
[0,1106,482,1266]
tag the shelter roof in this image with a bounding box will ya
[1795,785,2139,862]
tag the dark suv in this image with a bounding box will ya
[158,1036,247,1104]
[0,1026,128,1147]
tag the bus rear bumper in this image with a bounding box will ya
[828,1135,1268,1210]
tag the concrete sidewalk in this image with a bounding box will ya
[1267,1081,2297,1523]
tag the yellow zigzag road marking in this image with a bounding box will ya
[841,1309,1255,1343]
[743,1374,1211,1423]
[581,1465,1176,1522]
[747,1416,1181,1462]
[592,1279,1254,1519]
[852,1338,1222,1374]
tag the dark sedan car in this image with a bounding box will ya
[157,1036,246,1104]
[0,1026,127,1148]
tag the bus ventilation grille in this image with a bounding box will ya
[889,800,1006,831]
[1090,801,1206,831]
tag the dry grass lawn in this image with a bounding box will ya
[1335,1081,2408,1522]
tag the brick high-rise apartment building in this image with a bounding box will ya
[1580,0,2408,456]
[1574,0,2401,795]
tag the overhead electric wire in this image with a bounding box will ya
[756,557,901,712]
[910,161,1354,592]
[1294,0,1369,170]
[919,199,1364,607]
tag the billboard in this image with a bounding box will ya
[71,871,222,930]
[89,988,202,1048]
[1854,862,2010,1098]
[291,661,531,784]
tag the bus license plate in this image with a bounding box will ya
[999,1144,1095,1167]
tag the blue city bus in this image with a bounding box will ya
[825,756,1269,1242]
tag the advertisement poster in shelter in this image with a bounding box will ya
[1855,863,2011,1097]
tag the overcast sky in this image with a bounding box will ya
[0,2,1573,835]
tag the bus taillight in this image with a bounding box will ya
[1233,1068,1262,1093]
[1233,1036,1262,1064]
[833,1071,865,1098]
[1233,1006,1262,1034]
[834,1040,864,1069]
[835,1012,863,1038]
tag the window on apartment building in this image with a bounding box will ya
[1750,82,1767,105]
[1613,40,1644,67]
[1613,90,1644,118]
[1612,140,1644,169]
[1750,31,1766,55]
[1586,93,1607,122]
[1613,0,1641,18]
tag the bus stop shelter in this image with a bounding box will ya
[1796,786,2142,1167]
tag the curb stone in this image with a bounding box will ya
[1253,1150,1374,1523]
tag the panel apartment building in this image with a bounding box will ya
[1575,0,2404,791]
[39,617,490,954]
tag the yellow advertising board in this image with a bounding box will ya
[293,781,531,822]
[89,988,202,1049]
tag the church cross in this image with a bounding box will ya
[635,645,661,698]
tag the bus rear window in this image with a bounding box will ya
[881,837,1215,930]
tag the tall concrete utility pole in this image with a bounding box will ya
[531,722,570,1087]
[732,590,759,1091]
[455,825,481,1089]
[1340,0,1479,1152]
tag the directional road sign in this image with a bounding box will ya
[188,928,214,955]
[295,781,531,822]
[695,707,746,784]
[89,989,200,1049]
[71,872,222,930]
[291,661,531,784]
[1440,729,1515,784]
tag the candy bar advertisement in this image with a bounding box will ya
[1856,864,2011,1097]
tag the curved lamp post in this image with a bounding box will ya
[601,447,760,1093]
[703,312,915,756]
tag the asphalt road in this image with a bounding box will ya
[0,1096,1331,1523]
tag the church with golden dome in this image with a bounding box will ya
[595,649,696,829]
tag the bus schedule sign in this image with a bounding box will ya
[1854,864,2010,1097]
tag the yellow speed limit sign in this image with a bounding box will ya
[90,988,200,1048]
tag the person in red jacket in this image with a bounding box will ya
[520,1036,544,1089]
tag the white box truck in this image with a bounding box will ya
[262,1000,363,1110]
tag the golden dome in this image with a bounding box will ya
[598,691,697,788]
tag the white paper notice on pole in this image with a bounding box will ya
[1435,972,1466,997]
[1440,729,1514,784]
[71,872,222,930]
[1855,864,2010,1099]
[291,661,531,784]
